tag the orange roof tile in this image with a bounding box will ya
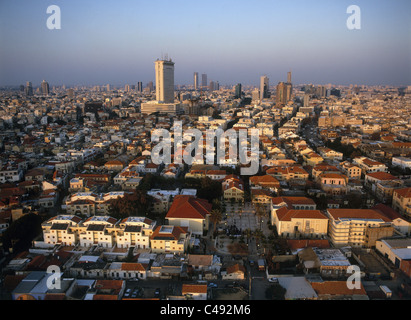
[166,195,211,220]
[311,281,367,296]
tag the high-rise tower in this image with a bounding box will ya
[41,80,49,95]
[155,57,175,103]
[260,76,269,100]
[194,72,199,90]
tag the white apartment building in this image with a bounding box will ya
[41,214,156,250]
[392,157,411,170]
[0,165,23,183]
[326,209,393,248]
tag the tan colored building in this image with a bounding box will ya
[222,175,244,202]
[340,161,362,180]
[319,173,348,196]
[392,187,411,217]
[303,152,324,166]
[150,225,190,254]
[326,209,393,248]
[272,207,328,238]
[266,165,309,182]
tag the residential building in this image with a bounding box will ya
[392,187,411,217]
[326,209,394,247]
[150,225,190,254]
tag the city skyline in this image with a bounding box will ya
[0,0,410,87]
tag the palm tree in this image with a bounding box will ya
[209,209,223,238]
[255,203,266,231]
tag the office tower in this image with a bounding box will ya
[25,82,33,96]
[41,80,50,95]
[202,74,207,89]
[285,83,292,102]
[147,81,154,92]
[194,72,199,90]
[252,89,260,101]
[209,81,215,92]
[106,84,111,92]
[155,57,175,103]
[285,71,293,102]
[234,83,242,99]
[276,82,286,106]
[303,94,310,107]
[141,58,181,115]
[137,82,143,92]
[125,84,130,92]
[260,76,269,100]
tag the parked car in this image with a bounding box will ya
[268,277,279,283]
[208,283,218,288]
[154,288,161,298]
[123,288,131,297]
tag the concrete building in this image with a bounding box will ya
[326,209,394,248]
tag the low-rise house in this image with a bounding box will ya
[298,247,352,279]
[339,161,362,180]
[107,262,147,280]
[90,280,125,300]
[221,264,246,280]
[266,165,309,182]
[310,281,368,300]
[319,173,348,196]
[392,187,411,217]
[249,175,280,192]
[181,284,207,300]
[317,147,343,162]
[353,157,388,175]
[303,152,324,167]
[104,160,124,172]
[373,204,411,236]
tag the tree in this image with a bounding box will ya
[2,214,43,254]
[109,189,152,220]
[209,209,223,238]
[265,284,286,300]
[255,203,266,231]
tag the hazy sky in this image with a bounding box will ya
[0,0,410,87]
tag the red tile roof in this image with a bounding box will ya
[311,281,367,296]
[276,209,328,221]
[394,187,411,198]
[166,195,211,220]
